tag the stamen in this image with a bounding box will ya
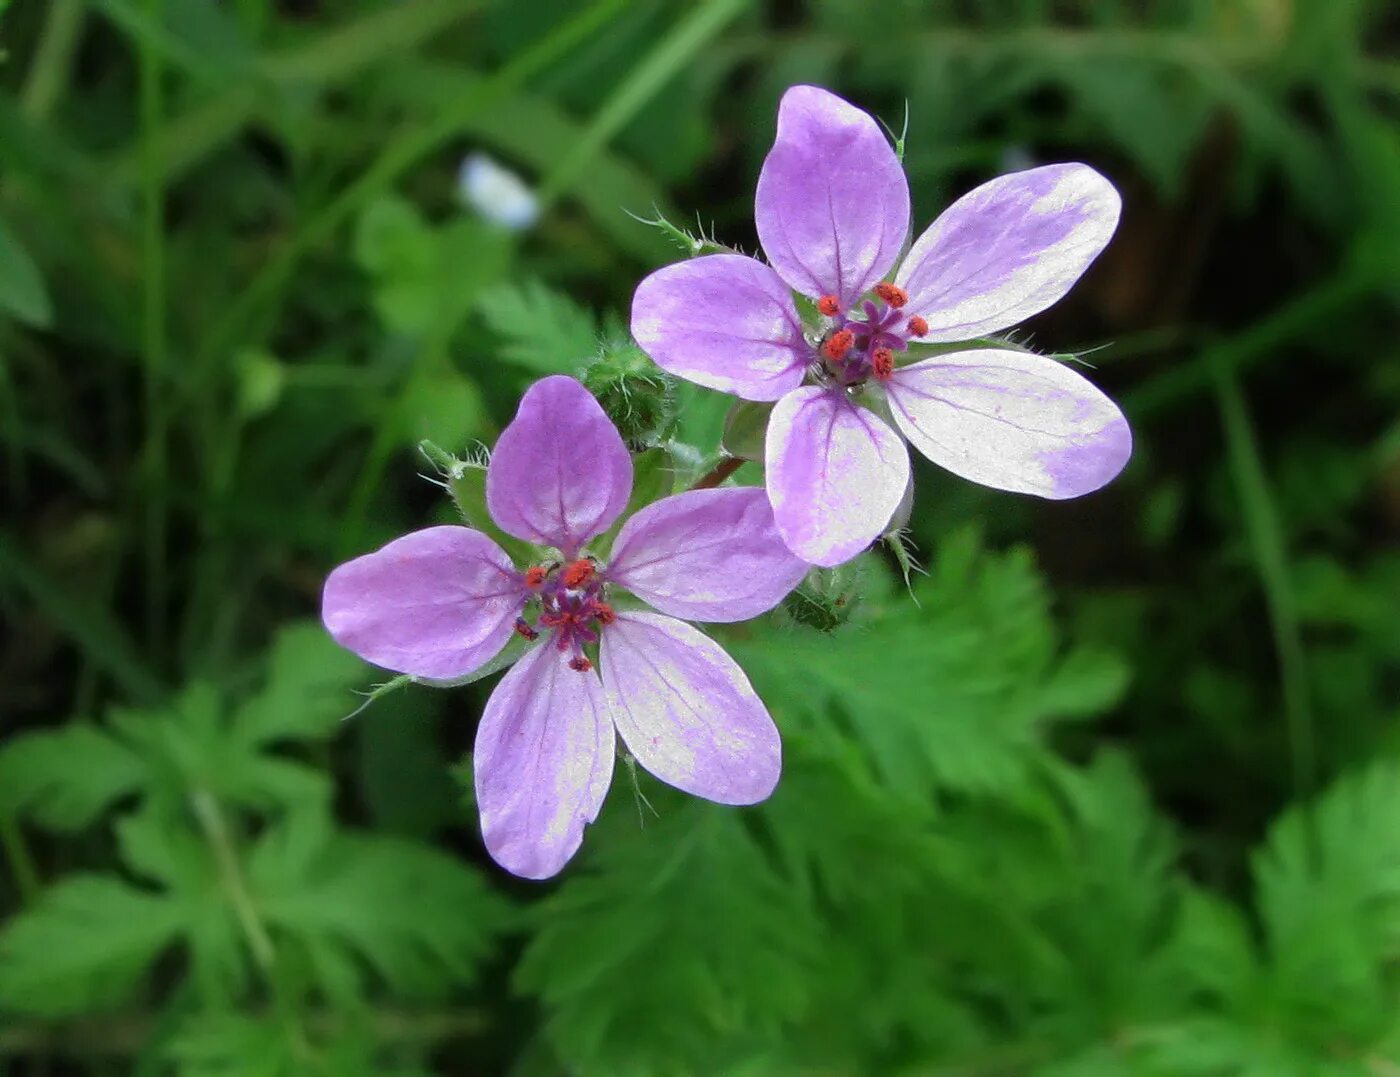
[594,602,616,625]
[513,618,539,641]
[874,283,908,309]
[568,656,593,673]
[817,294,841,317]
[872,347,895,381]
[562,559,595,589]
[823,329,855,362]
[524,565,547,589]
[906,315,928,337]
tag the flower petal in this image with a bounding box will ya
[322,526,522,680]
[486,375,633,556]
[602,612,779,805]
[885,348,1131,499]
[896,163,1121,341]
[607,487,809,622]
[474,643,616,879]
[631,254,808,402]
[764,387,910,567]
[755,85,910,309]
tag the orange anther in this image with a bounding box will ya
[874,283,908,309]
[823,329,855,361]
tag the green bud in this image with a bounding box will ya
[581,341,676,447]
[782,563,863,632]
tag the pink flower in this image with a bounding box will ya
[321,376,808,879]
[631,85,1132,566]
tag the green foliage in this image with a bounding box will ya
[0,625,508,1060]
[738,529,1130,797]
[0,874,184,1016]
[2,0,1398,1073]
[477,278,608,376]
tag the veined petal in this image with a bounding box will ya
[607,487,809,622]
[474,643,616,879]
[322,526,522,680]
[602,612,779,805]
[486,375,633,556]
[631,255,809,402]
[756,85,910,309]
[896,163,1121,342]
[765,387,910,567]
[885,348,1131,499]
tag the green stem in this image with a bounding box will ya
[188,790,276,974]
[535,0,749,208]
[138,0,169,656]
[0,809,41,905]
[18,0,86,122]
[1126,268,1370,417]
[338,327,452,557]
[1211,361,1316,804]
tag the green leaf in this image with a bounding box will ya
[249,811,510,1001]
[476,278,599,374]
[0,874,183,1015]
[516,800,824,1074]
[0,724,145,830]
[233,622,369,746]
[0,217,52,326]
[734,529,1129,797]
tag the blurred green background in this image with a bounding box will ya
[2,0,1399,1073]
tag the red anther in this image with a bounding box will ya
[524,565,547,589]
[594,602,616,625]
[817,294,841,317]
[514,618,539,641]
[823,329,855,362]
[906,315,929,337]
[872,347,895,381]
[562,559,594,589]
[874,283,908,309]
[568,656,593,673]
[538,611,567,629]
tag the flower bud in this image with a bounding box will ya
[782,563,863,632]
[581,342,676,447]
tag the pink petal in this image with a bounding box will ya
[601,612,779,805]
[755,85,910,309]
[607,487,809,622]
[764,387,910,567]
[896,163,1121,341]
[486,375,633,557]
[322,526,523,680]
[474,643,616,879]
[885,348,1132,499]
[630,255,809,402]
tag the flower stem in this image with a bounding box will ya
[1211,361,1316,807]
[690,456,744,490]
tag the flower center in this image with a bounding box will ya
[516,558,613,672]
[814,286,923,388]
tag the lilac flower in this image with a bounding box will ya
[631,85,1132,566]
[322,376,808,879]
